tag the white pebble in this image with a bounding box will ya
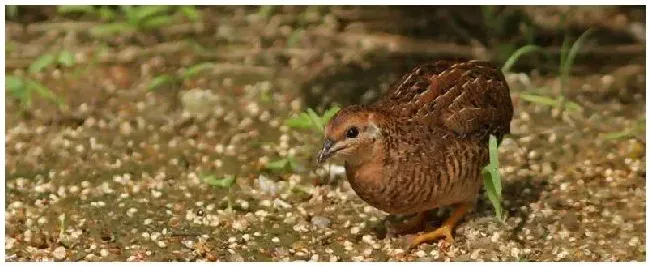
[53,246,66,260]
[126,208,138,217]
[350,227,360,234]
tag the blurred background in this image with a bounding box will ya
[4,6,646,262]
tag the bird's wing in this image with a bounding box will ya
[376,60,513,140]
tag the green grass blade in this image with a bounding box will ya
[519,93,558,107]
[148,74,175,91]
[90,23,135,36]
[563,28,595,87]
[202,174,236,188]
[602,130,632,140]
[322,106,341,124]
[181,62,215,79]
[6,76,30,107]
[287,157,299,171]
[57,51,76,67]
[26,79,65,107]
[7,6,19,19]
[265,159,289,170]
[487,135,501,197]
[258,6,275,19]
[564,100,583,112]
[141,16,173,30]
[559,35,570,85]
[286,29,304,48]
[6,75,25,92]
[98,6,117,21]
[134,6,170,22]
[28,53,56,74]
[285,113,314,129]
[120,5,137,25]
[306,108,324,132]
[178,6,201,22]
[57,5,95,15]
[501,44,541,74]
[483,171,503,221]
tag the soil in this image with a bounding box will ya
[4,6,646,261]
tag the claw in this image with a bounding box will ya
[403,202,471,249]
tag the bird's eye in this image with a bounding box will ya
[346,126,359,138]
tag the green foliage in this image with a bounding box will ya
[5,42,16,54]
[86,5,201,36]
[181,62,215,79]
[285,106,340,133]
[147,74,176,91]
[482,134,504,222]
[559,28,595,95]
[602,117,645,140]
[28,50,77,74]
[57,5,117,21]
[147,62,215,91]
[201,173,237,212]
[519,93,582,113]
[258,6,275,19]
[178,6,201,22]
[501,44,542,74]
[265,157,299,172]
[202,173,236,188]
[6,50,76,110]
[57,5,96,15]
[57,51,76,67]
[7,6,20,19]
[286,29,304,48]
[28,54,57,74]
[507,28,595,114]
[6,75,65,110]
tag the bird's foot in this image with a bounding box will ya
[404,225,454,249]
[402,202,471,249]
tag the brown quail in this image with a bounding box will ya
[317,60,514,247]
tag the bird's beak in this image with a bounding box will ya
[317,138,333,165]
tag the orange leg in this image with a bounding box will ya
[406,202,471,248]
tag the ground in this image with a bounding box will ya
[4,6,646,261]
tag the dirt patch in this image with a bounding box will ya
[5,6,646,261]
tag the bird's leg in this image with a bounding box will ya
[406,202,471,248]
[387,212,428,235]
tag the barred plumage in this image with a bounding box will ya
[318,59,513,246]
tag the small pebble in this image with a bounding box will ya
[311,216,331,229]
[53,246,66,260]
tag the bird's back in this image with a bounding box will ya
[375,60,513,143]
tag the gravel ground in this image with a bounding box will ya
[4,6,646,261]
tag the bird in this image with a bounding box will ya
[316,59,513,248]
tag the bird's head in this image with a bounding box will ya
[317,105,383,165]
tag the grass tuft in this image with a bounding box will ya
[285,106,340,133]
[85,6,201,36]
[501,44,542,74]
[517,28,594,114]
[201,173,237,212]
[147,62,215,91]
[482,134,504,222]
